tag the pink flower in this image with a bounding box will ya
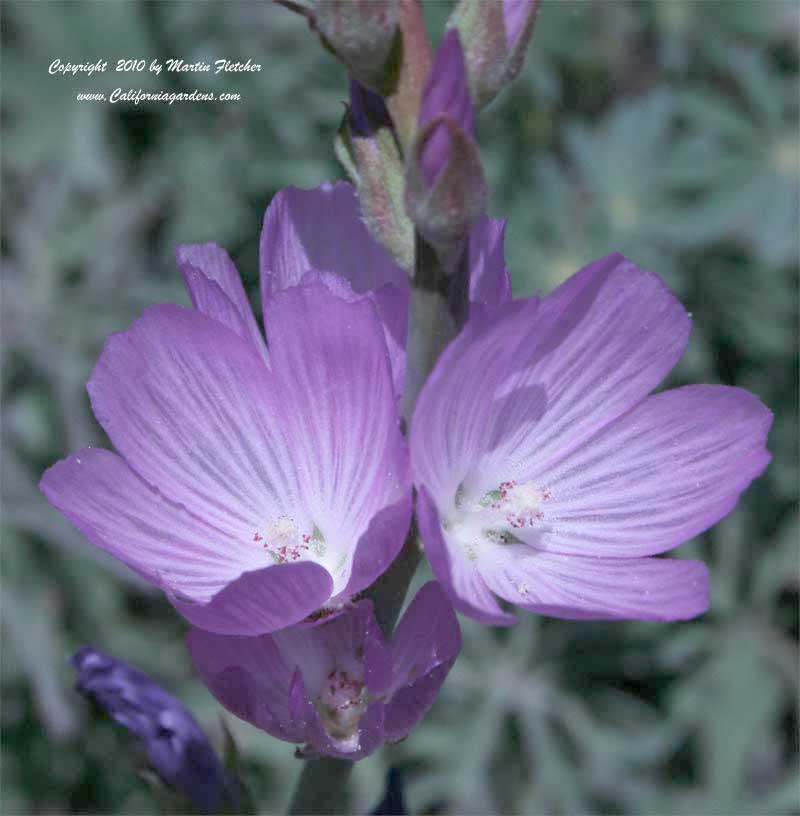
[411,253,773,625]
[187,582,461,760]
[40,205,411,636]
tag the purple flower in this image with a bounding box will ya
[41,247,411,635]
[187,582,461,760]
[260,182,511,374]
[260,181,410,398]
[411,253,773,625]
[72,647,226,813]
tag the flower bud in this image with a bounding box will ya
[315,0,401,93]
[336,78,414,270]
[404,30,487,269]
[72,647,227,814]
[448,0,539,110]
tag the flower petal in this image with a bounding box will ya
[259,182,407,299]
[40,448,334,633]
[527,385,772,557]
[40,448,253,596]
[479,548,710,621]
[468,216,512,311]
[87,304,298,535]
[176,243,267,360]
[259,184,409,396]
[389,582,461,693]
[382,582,461,742]
[412,254,691,505]
[186,630,301,741]
[416,489,517,626]
[384,663,453,744]
[299,270,407,403]
[171,563,334,635]
[340,493,413,601]
[264,282,409,592]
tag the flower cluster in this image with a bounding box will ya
[42,15,772,768]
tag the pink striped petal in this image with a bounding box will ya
[40,448,254,596]
[260,182,407,298]
[40,448,333,634]
[176,243,267,360]
[88,305,298,535]
[525,385,772,557]
[412,254,691,507]
[468,216,512,311]
[479,547,710,621]
[263,282,409,593]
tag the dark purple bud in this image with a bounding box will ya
[349,78,392,138]
[447,0,539,110]
[72,647,226,814]
[315,0,400,93]
[417,29,475,185]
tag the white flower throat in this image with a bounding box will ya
[252,515,326,564]
[446,479,551,561]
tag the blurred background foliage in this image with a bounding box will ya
[1,1,798,813]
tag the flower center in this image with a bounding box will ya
[314,670,367,751]
[446,479,551,560]
[252,516,326,564]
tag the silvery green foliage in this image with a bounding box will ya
[2,1,797,814]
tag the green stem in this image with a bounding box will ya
[288,757,353,815]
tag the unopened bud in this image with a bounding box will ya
[405,30,486,269]
[315,0,401,93]
[72,647,228,814]
[336,79,413,271]
[448,0,539,110]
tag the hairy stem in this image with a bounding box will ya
[386,0,432,153]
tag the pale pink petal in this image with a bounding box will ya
[176,243,267,360]
[40,448,254,597]
[299,270,407,403]
[40,448,334,633]
[264,282,409,593]
[411,299,537,506]
[339,494,413,601]
[259,182,407,299]
[468,216,512,311]
[525,385,773,557]
[480,547,710,621]
[412,254,691,505]
[171,563,334,635]
[88,304,299,535]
